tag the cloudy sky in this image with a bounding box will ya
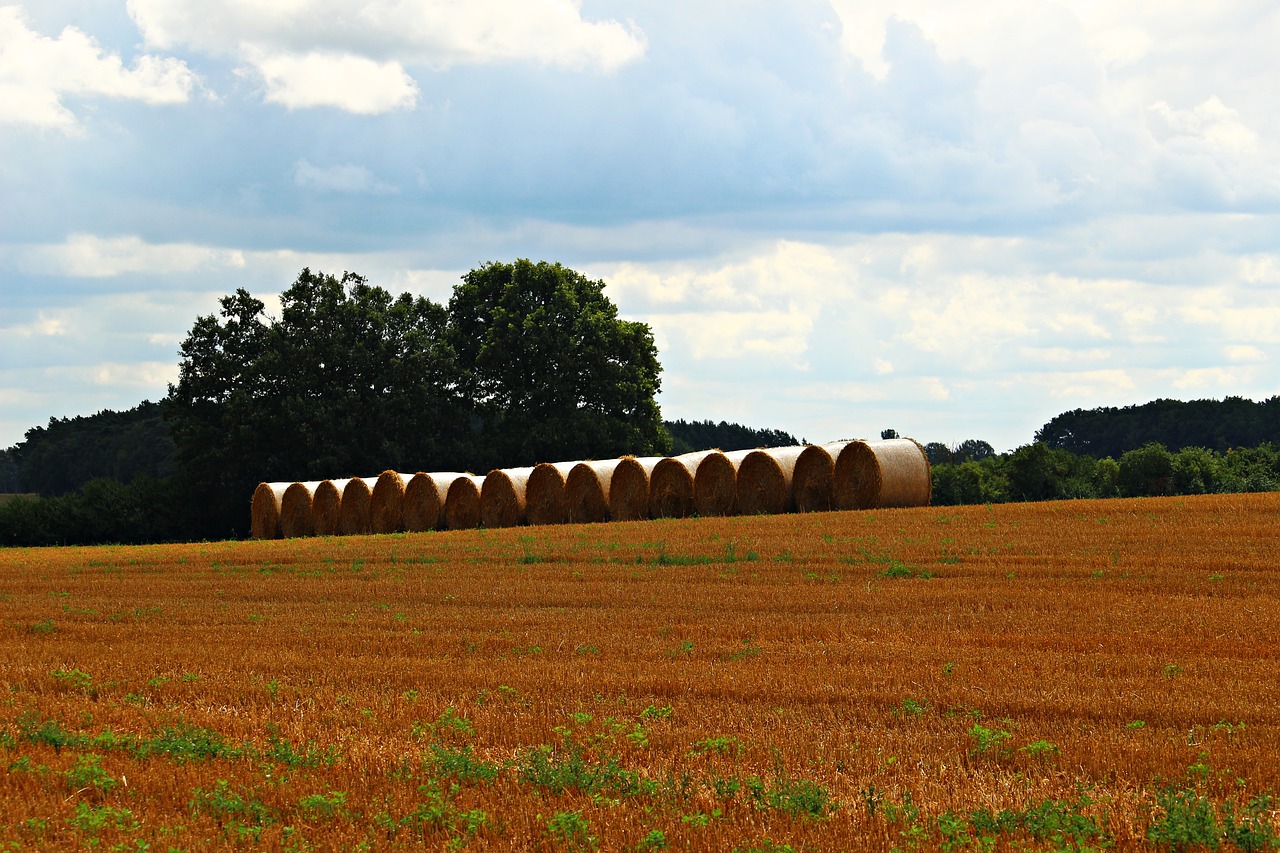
[2,1,1278,453]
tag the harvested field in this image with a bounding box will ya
[3,493,1280,851]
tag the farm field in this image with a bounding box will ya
[2,493,1280,851]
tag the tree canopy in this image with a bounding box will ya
[446,259,669,467]
[163,262,669,536]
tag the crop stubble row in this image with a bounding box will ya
[2,492,1279,849]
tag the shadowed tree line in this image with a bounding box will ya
[3,273,1278,546]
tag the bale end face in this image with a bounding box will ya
[736,447,804,516]
[444,475,483,531]
[370,470,407,535]
[250,482,289,540]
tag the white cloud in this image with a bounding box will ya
[1225,345,1265,363]
[125,0,646,113]
[293,160,398,193]
[0,5,196,131]
[6,312,69,338]
[13,234,246,278]
[44,361,179,389]
[252,50,418,113]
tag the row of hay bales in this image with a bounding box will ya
[250,438,931,540]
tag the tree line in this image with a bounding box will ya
[1,256,1276,545]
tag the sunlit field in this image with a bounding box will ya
[3,493,1279,851]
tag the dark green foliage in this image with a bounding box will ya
[446,259,670,468]
[166,269,468,536]
[0,475,192,546]
[663,419,799,455]
[1118,442,1176,497]
[1036,396,1280,457]
[11,401,176,497]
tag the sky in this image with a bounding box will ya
[2,1,1278,454]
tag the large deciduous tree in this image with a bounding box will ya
[166,269,466,536]
[446,259,669,467]
[166,261,669,536]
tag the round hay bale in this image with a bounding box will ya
[648,450,718,519]
[834,438,932,510]
[481,467,534,528]
[370,470,408,534]
[737,446,806,516]
[312,479,350,536]
[444,474,484,530]
[404,472,465,532]
[526,461,580,526]
[609,456,664,521]
[566,459,621,524]
[792,442,851,513]
[250,482,289,540]
[338,477,377,536]
[280,481,323,538]
[694,449,753,517]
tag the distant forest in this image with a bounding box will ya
[0,406,798,500]
[2,395,1278,546]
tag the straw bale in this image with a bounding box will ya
[404,472,465,532]
[525,461,580,526]
[693,449,753,517]
[833,438,932,510]
[280,481,323,539]
[250,482,289,540]
[481,467,535,528]
[792,442,852,513]
[312,479,350,536]
[565,459,621,524]
[648,450,719,519]
[370,470,409,535]
[609,456,664,522]
[338,477,377,536]
[444,474,484,530]
[737,446,806,516]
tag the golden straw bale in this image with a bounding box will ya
[481,467,535,528]
[792,442,852,513]
[280,481,322,538]
[370,470,409,534]
[693,449,753,517]
[648,450,719,519]
[833,438,932,510]
[404,472,465,532]
[609,456,664,521]
[338,477,378,536]
[737,446,806,516]
[443,474,484,530]
[250,482,289,540]
[565,460,621,524]
[312,479,350,536]
[526,461,580,526]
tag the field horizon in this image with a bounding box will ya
[3,493,1279,850]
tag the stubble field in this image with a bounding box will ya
[2,493,1279,851]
